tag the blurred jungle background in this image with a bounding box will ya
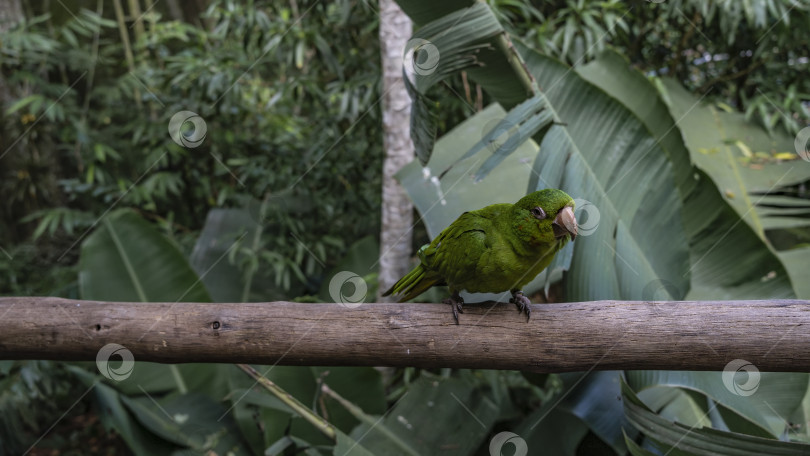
[1,0,810,454]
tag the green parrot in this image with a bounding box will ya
[383,188,578,323]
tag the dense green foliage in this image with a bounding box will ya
[1,0,809,454]
[497,0,810,135]
[1,0,383,298]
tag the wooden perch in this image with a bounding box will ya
[1,297,808,372]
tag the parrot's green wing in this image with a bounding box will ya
[420,211,491,290]
[383,210,496,301]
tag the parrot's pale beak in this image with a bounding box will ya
[552,206,577,241]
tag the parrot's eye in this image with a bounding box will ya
[531,207,546,220]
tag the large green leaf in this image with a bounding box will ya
[790,377,810,444]
[659,78,810,236]
[779,247,810,299]
[636,387,711,430]
[189,203,302,303]
[625,370,810,439]
[757,191,810,231]
[69,367,177,456]
[318,235,379,302]
[395,0,474,27]
[515,405,589,456]
[520,44,691,302]
[517,371,634,454]
[621,378,810,455]
[334,429,377,456]
[398,103,540,239]
[439,93,554,182]
[575,50,796,300]
[514,372,613,455]
[349,375,499,455]
[189,208,257,303]
[624,432,663,456]
[121,393,250,454]
[397,0,542,163]
[556,371,632,453]
[79,209,211,303]
[402,2,508,163]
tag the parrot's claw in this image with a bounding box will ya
[443,292,464,324]
[510,290,532,321]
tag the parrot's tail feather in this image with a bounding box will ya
[383,264,440,302]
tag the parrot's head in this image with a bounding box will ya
[512,189,578,248]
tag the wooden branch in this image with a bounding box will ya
[1,297,808,372]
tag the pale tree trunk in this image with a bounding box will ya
[377,0,414,301]
[0,0,22,33]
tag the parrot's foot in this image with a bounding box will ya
[442,292,464,324]
[510,290,531,321]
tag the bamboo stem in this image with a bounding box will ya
[112,0,141,107]
[237,363,336,441]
